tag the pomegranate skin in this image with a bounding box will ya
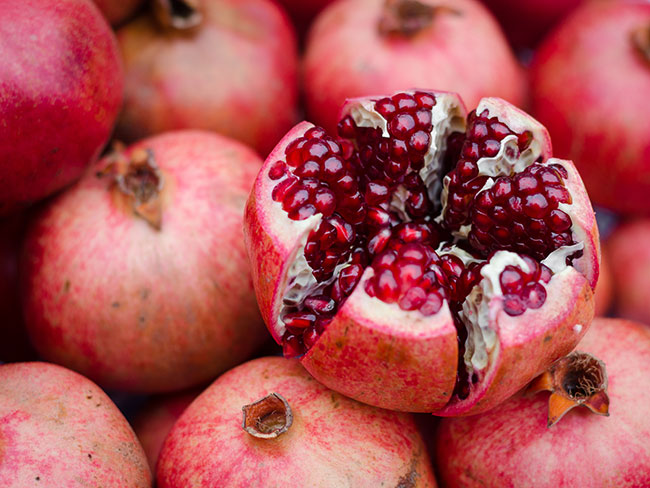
[0,362,151,487]
[594,245,612,316]
[21,131,266,393]
[530,2,650,215]
[92,0,144,26]
[157,357,437,487]
[303,0,526,135]
[132,392,197,472]
[435,318,650,487]
[116,0,299,156]
[0,0,123,215]
[607,220,650,324]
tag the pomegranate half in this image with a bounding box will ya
[303,0,526,135]
[245,89,599,415]
[435,318,650,487]
[21,131,266,393]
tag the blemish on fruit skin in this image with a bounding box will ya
[544,335,552,342]
[63,280,70,292]
[111,301,120,308]
[395,459,419,488]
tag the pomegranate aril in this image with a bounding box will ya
[268,161,286,180]
[389,113,416,139]
[523,194,550,218]
[492,178,512,202]
[375,97,397,119]
[420,292,443,316]
[282,187,310,213]
[375,269,399,302]
[415,109,432,127]
[482,139,501,157]
[337,115,356,138]
[366,181,390,204]
[489,121,510,139]
[289,205,316,221]
[522,282,546,309]
[322,156,344,180]
[545,185,571,204]
[305,127,327,139]
[314,188,336,216]
[338,264,363,295]
[303,325,320,350]
[283,311,316,329]
[295,160,320,178]
[392,92,418,111]
[414,91,436,108]
[272,177,298,202]
[514,174,539,194]
[304,296,336,315]
[399,287,427,311]
[500,266,524,294]
[409,130,430,153]
[302,139,330,161]
[282,333,304,358]
[503,295,526,316]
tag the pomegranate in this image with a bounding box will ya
[245,88,599,415]
[480,0,586,49]
[594,244,612,316]
[0,216,36,362]
[92,0,144,25]
[132,391,197,471]
[115,0,299,156]
[530,2,650,215]
[157,357,437,487]
[275,0,335,37]
[303,0,526,135]
[607,219,650,324]
[21,131,266,393]
[0,362,151,486]
[0,0,123,215]
[435,318,650,486]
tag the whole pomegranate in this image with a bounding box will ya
[157,357,437,487]
[132,391,197,471]
[245,88,599,415]
[116,0,299,156]
[530,2,650,215]
[92,0,144,25]
[480,0,586,49]
[606,219,650,324]
[435,317,650,486]
[0,216,35,362]
[303,0,526,135]
[0,0,123,215]
[0,362,151,486]
[21,131,266,393]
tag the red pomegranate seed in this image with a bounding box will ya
[283,311,316,328]
[414,91,436,108]
[268,161,286,180]
[522,282,546,309]
[389,113,416,139]
[283,333,304,358]
[500,266,524,294]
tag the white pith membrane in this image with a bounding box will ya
[268,92,588,401]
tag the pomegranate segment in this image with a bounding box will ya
[244,89,599,414]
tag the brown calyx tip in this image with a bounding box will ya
[528,351,609,428]
[242,393,293,439]
[153,0,202,30]
[378,0,460,38]
[632,24,650,65]
[97,146,164,230]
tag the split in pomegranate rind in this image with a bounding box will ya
[244,89,599,414]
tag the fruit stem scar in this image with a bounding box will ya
[242,393,293,439]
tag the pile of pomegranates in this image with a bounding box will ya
[245,88,599,415]
[5,0,650,485]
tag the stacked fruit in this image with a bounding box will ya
[1,0,649,486]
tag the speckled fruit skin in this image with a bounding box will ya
[607,220,650,324]
[116,0,299,156]
[0,0,123,215]
[0,216,35,362]
[303,0,526,134]
[92,0,144,26]
[157,357,437,487]
[0,362,151,487]
[594,245,612,316]
[480,0,585,48]
[435,318,650,487]
[530,2,650,215]
[21,131,266,393]
[132,392,197,472]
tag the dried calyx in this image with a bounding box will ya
[378,0,459,38]
[153,0,202,30]
[632,24,650,64]
[242,393,293,439]
[528,351,609,427]
[98,146,164,230]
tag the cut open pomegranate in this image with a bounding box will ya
[245,89,599,415]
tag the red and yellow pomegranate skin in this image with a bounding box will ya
[607,220,650,325]
[245,90,599,415]
[157,357,437,487]
[116,0,299,156]
[21,131,266,393]
[303,0,526,135]
[594,245,612,316]
[92,0,143,25]
[435,318,650,487]
[530,2,650,215]
[0,0,123,215]
[0,362,151,486]
[132,391,197,472]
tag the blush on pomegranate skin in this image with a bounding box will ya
[0,0,123,215]
[303,0,527,135]
[21,131,267,394]
[115,0,299,157]
[435,318,650,487]
[245,89,600,416]
[0,362,152,486]
[92,0,144,26]
[530,1,650,215]
[157,357,438,487]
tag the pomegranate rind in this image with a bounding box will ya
[437,266,594,416]
[300,268,458,412]
[244,122,322,344]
